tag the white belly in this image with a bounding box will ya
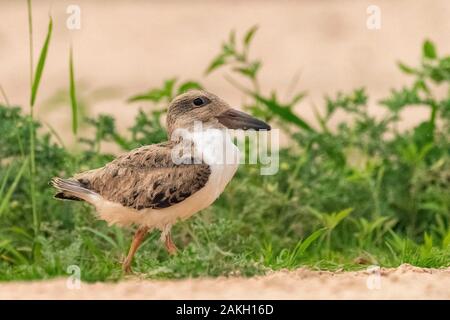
[96,129,240,230]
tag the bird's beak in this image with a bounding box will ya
[215,109,271,131]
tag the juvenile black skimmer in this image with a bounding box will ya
[51,90,270,272]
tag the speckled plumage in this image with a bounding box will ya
[67,141,211,210]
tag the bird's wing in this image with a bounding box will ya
[74,141,211,210]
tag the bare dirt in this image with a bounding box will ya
[1,264,449,299]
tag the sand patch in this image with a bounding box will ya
[1,264,449,299]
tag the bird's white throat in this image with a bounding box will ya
[187,128,241,167]
[189,129,240,205]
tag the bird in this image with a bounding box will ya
[51,90,270,272]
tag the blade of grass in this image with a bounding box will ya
[0,164,13,200]
[30,17,53,107]
[0,158,29,217]
[225,78,315,132]
[81,227,119,249]
[27,0,34,92]
[28,12,53,242]
[243,25,258,49]
[0,240,29,265]
[297,228,327,256]
[0,84,10,107]
[286,228,327,267]
[27,1,38,244]
[69,46,78,135]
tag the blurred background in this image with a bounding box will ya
[1,0,450,142]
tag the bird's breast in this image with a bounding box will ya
[190,129,240,199]
[100,130,241,230]
[189,129,240,167]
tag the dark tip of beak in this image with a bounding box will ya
[216,109,271,131]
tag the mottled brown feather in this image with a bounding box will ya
[73,141,211,210]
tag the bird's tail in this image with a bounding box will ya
[51,177,99,203]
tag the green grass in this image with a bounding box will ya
[0,16,449,282]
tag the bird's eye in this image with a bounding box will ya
[193,97,209,107]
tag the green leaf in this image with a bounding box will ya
[205,54,227,75]
[253,93,315,132]
[413,79,430,94]
[423,40,437,59]
[379,87,421,112]
[127,92,161,103]
[30,17,53,106]
[233,61,261,79]
[290,91,307,105]
[69,47,78,135]
[163,78,177,100]
[397,62,417,74]
[413,122,434,148]
[244,25,258,48]
[333,208,353,227]
[128,79,177,103]
[178,81,203,94]
[297,228,327,255]
[222,43,235,56]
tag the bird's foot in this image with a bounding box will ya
[166,242,178,255]
[122,259,133,274]
[164,234,178,255]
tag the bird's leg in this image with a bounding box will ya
[123,226,149,273]
[164,230,178,255]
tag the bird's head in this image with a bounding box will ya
[166,90,270,136]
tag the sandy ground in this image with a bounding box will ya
[0,264,449,300]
